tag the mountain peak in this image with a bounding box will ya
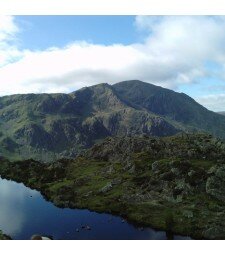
[1,80,225,161]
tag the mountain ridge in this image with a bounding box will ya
[0,80,225,161]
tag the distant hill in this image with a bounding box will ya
[1,80,225,161]
[218,111,225,116]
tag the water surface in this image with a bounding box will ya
[0,178,191,240]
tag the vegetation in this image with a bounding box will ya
[1,133,225,239]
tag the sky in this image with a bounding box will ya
[0,15,225,112]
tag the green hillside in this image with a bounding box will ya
[0,80,225,161]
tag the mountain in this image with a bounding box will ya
[113,81,225,137]
[1,80,225,161]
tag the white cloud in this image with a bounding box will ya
[0,16,22,67]
[0,15,18,41]
[0,178,39,236]
[195,94,225,112]
[0,42,148,94]
[1,15,225,101]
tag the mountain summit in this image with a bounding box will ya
[0,80,225,161]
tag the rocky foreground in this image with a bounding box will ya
[1,133,225,239]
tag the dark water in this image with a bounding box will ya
[0,178,191,240]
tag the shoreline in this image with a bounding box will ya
[1,134,225,240]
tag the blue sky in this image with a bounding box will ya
[0,15,225,111]
[15,16,139,50]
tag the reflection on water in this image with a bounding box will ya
[0,178,39,236]
[0,178,191,240]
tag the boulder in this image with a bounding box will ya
[170,168,180,176]
[151,161,160,171]
[182,210,193,218]
[31,234,52,240]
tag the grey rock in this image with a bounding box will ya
[171,168,180,175]
[182,210,193,218]
[101,165,115,174]
[152,161,160,171]
[99,182,113,193]
[128,164,136,173]
[111,178,122,185]
[187,169,195,177]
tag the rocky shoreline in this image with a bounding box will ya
[1,133,225,239]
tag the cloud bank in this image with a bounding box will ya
[0,16,22,67]
[1,16,225,111]
[196,94,225,112]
